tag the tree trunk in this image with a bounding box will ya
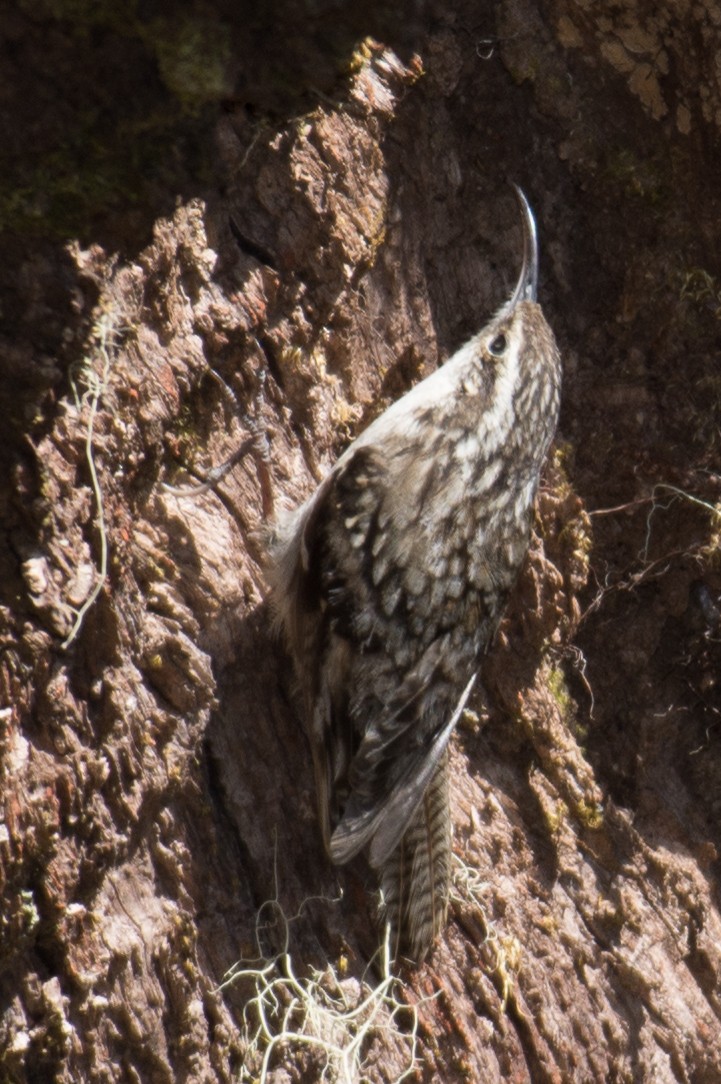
[2,2,721,1082]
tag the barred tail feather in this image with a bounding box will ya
[380,754,451,963]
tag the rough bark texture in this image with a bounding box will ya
[2,2,721,1082]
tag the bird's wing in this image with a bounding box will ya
[330,669,476,866]
[272,439,476,867]
[291,442,473,866]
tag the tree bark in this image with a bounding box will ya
[2,2,721,1082]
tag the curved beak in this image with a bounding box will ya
[508,185,538,305]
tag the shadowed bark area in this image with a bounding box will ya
[2,2,721,1082]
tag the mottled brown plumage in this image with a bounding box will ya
[268,189,561,963]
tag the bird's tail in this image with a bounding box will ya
[380,752,451,963]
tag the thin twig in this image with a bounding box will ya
[62,315,113,649]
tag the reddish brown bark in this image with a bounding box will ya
[2,3,721,1082]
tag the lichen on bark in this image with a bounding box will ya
[2,3,721,1082]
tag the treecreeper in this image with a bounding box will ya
[267,187,562,964]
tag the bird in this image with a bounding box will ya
[267,187,562,963]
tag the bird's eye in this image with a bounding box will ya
[488,333,507,357]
